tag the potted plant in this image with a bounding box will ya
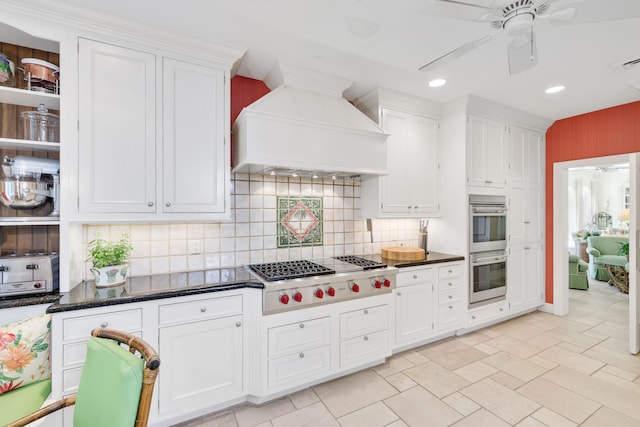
[619,242,630,260]
[87,234,133,287]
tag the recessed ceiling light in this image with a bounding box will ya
[545,85,565,94]
[428,78,446,88]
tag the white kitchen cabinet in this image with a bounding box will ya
[77,38,230,219]
[436,263,464,332]
[466,115,508,189]
[508,243,544,313]
[339,305,389,368]
[394,267,435,348]
[466,299,508,329]
[357,89,441,218]
[78,38,156,214]
[265,316,332,390]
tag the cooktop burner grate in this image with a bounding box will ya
[248,260,335,282]
[333,255,387,270]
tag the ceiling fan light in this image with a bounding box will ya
[504,12,534,36]
[428,78,446,87]
[545,85,565,94]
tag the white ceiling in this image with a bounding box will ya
[29,0,640,121]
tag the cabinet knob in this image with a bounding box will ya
[524,221,531,224]
[472,315,476,320]
[364,336,369,341]
[413,275,418,279]
[448,269,453,273]
[448,295,453,299]
[364,309,369,314]
[235,321,241,327]
[397,292,402,296]
[200,307,207,313]
[147,202,154,207]
[299,352,305,359]
[100,322,108,328]
[165,202,171,207]
[408,206,412,209]
[448,282,453,287]
[449,305,453,309]
[299,323,305,329]
[499,307,504,311]
[414,206,418,209]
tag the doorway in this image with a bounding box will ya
[553,154,639,354]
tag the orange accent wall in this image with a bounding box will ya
[545,101,640,303]
[230,76,271,167]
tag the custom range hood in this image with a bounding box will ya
[232,63,389,178]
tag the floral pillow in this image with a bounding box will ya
[0,313,51,395]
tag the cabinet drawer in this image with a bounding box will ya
[268,345,331,389]
[62,367,82,396]
[158,295,242,326]
[63,331,142,367]
[63,309,142,341]
[438,288,462,304]
[438,263,462,279]
[467,301,508,324]
[438,275,463,292]
[397,268,433,287]
[339,330,388,367]
[268,317,330,358]
[439,301,463,331]
[340,305,388,340]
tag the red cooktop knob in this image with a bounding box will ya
[315,289,324,299]
[293,292,303,302]
[374,280,382,289]
[351,283,360,293]
[280,294,290,305]
[327,287,336,297]
[383,279,391,288]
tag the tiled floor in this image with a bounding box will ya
[179,278,638,426]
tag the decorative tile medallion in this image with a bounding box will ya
[277,197,323,247]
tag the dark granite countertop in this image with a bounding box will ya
[46,267,263,313]
[2,252,464,314]
[360,251,465,269]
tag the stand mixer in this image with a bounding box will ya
[1,155,60,216]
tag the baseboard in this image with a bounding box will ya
[538,303,554,314]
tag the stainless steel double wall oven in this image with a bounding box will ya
[469,195,507,307]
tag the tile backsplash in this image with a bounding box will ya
[83,174,421,280]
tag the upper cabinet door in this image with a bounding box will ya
[78,38,156,213]
[162,58,226,213]
[410,115,440,214]
[380,109,413,214]
[466,115,507,189]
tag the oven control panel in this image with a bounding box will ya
[263,269,397,315]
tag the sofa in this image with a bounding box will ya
[569,253,589,290]
[586,235,628,281]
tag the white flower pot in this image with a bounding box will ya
[90,264,128,287]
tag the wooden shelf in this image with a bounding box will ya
[0,137,60,152]
[0,85,59,110]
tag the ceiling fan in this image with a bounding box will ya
[419,0,640,75]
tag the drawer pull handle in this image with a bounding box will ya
[100,322,108,328]
[413,275,418,279]
[299,352,305,359]
[364,336,369,341]
[200,307,207,313]
[235,322,241,327]
[299,323,304,329]
[364,309,369,314]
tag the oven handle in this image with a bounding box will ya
[471,206,507,214]
[472,254,508,265]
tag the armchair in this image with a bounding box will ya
[586,236,628,281]
[569,253,589,290]
[7,328,160,427]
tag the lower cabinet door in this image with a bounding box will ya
[158,315,243,415]
[268,345,331,389]
[395,283,434,347]
[339,330,388,367]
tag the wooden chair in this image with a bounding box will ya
[7,328,160,427]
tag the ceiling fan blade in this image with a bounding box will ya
[419,0,494,21]
[547,0,640,25]
[419,32,499,72]
[507,29,538,75]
